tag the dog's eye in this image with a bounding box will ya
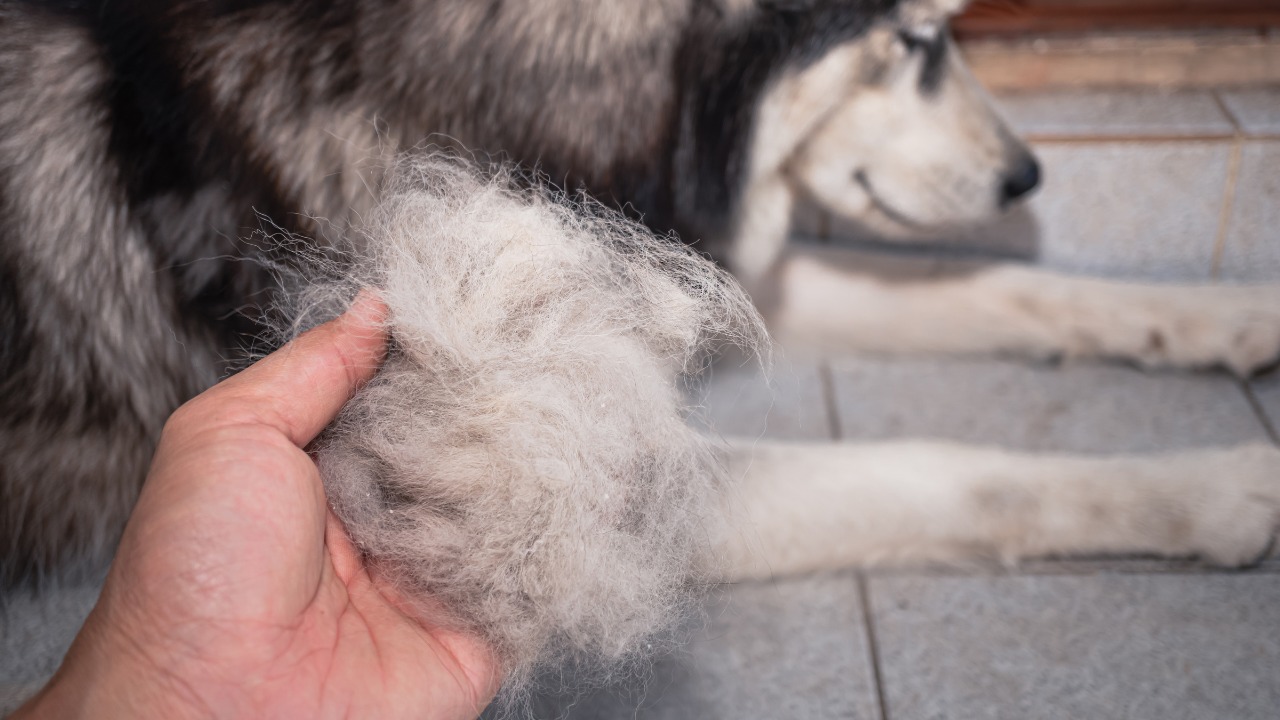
[897,23,941,52]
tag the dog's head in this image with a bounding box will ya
[776,0,1038,238]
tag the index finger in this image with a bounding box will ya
[178,291,389,447]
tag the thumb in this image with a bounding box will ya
[172,291,389,447]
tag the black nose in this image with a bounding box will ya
[1000,155,1041,207]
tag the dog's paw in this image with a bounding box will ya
[1187,444,1280,567]
[1098,286,1280,376]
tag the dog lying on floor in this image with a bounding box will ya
[3,0,1280,695]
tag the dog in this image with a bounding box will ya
[3,0,1280,608]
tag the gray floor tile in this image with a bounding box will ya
[693,353,832,441]
[0,581,101,715]
[1251,371,1280,432]
[1218,88,1280,135]
[867,573,1280,720]
[1020,142,1229,281]
[824,142,1230,281]
[995,90,1233,137]
[1219,141,1280,282]
[526,573,881,720]
[829,356,1269,453]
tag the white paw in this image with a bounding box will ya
[1099,286,1280,376]
[1188,444,1280,567]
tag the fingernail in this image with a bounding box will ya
[345,288,388,327]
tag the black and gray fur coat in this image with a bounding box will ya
[0,0,894,586]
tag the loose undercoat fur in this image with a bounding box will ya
[3,0,1280,693]
[292,159,765,696]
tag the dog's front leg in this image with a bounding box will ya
[763,245,1280,375]
[711,440,1280,580]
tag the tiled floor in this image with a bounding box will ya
[996,89,1236,138]
[531,352,1280,720]
[1255,373,1280,433]
[0,581,101,714]
[868,573,1280,720]
[4,89,1280,718]
[543,88,1280,719]
[802,87,1280,283]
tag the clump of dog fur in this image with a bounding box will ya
[283,157,764,704]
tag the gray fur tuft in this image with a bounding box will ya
[282,156,766,703]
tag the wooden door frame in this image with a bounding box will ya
[955,1,1280,36]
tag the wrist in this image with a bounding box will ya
[11,609,209,720]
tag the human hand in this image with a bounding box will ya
[14,294,499,719]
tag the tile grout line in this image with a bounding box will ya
[1209,89,1244,134]
[1240,380,1280,446]
[1208,89,1245,281]
[1218,97,1280,387]
[822,366,890,718]
[1025,133,1241,144]
[867,560,1280,578]
[1209,137,1243,281]
[856,573,892,720]
[819,361,843,441]
[1032,133,1280,142]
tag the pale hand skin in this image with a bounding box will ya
[15,294,499,719]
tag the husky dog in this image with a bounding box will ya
[2,0,1280,593]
